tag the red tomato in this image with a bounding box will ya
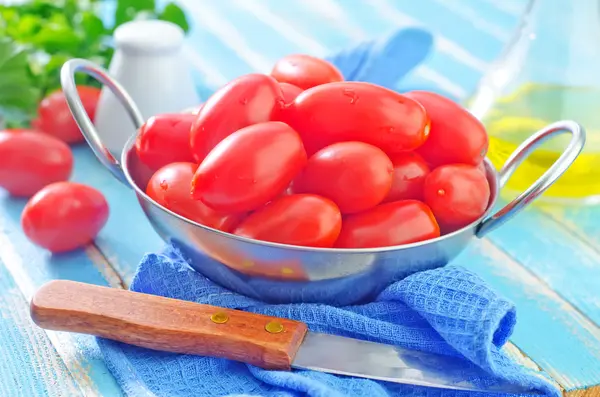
[292,141,393,214]
[335,200,440,248]
[190,73,284,162]
[234,194,342,247]
[135,113,196,172]
[383,152,430,202]
[146,162,242,232]
[1,128,33,134]
[423,164,490,232]
[279,82,303,103]
[34,86,101,144]
[0,131,73,197]
[476,161,487,175]
[21,182,109,253]
[271,54,344,90]
[271,83,303,122]
[404,91,488,167]
[282,82,430,156]
[192,121,307,213]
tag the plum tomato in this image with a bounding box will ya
[1,128,32,134]
[423,164,490,232]
[192,121,307,213]
[271,54,344,90]
[383,152,430,203]
[292,141,393,214]
[33,85,101,144]
[0,131,73,197]
[146,162,242,232]
[135,113,196,172]
[21,182,109,253]
[271,83,303,122]
[335,200,440,248]
[404,90,489,167]
[476,161,487,175]
[234,194,342,247]
[279,82,303,103]
[282,82,430,156]
[190,73,284,162]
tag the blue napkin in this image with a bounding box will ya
[97,247,559,397]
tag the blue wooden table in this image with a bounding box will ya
[2,1,600,396]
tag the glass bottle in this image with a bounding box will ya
[469,0,600,205]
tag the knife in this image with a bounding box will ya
[30,280,535,394]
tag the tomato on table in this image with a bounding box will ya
[271,54,344,90]
[0,131,73,197]
[192,121,307,213]
[335,200,440,248]
[423,164,491,232]
[135,113,196,172]
[383,152,430,202]
[33,85,101,144]
[146,162,242,232]
[404,90,489,167]
[234,194,342,248]
[282,82,430,156]
[190,73,284,162]
[292,141,393,214]
[21,182,109,253]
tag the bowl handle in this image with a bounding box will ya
[60,58,145,187]
[476,120,585,238]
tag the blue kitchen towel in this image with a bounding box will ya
[97,246,560,397]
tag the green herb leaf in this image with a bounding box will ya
[158,2,190,33]
[115,0,156,27]
[0,38,40,120]
[80,11,107,43]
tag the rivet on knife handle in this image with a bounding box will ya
[30,280,308,370]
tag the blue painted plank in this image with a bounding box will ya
[0,260,81,397]
[483,203,600,328]
[460,239,600,392]
[541,205,600,248]
[70,145,164,284]
[174,0,521,98]
[0,190,123,396]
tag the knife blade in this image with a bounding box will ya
[30,280,536,394]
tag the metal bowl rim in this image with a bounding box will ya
[121,133,499,254]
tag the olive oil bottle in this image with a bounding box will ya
[469,0,600,205]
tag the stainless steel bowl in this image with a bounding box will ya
[61,59,585,305]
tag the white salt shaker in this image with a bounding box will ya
[94,20,200,157]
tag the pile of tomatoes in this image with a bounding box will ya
[138,54,491,249]
[0,86,110,253]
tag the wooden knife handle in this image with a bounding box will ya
[30,280,308,370]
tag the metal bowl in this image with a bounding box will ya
[61,59,585,305]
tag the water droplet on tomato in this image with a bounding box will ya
[437,189,446,196]
[342,89,358,104]
[239,97,249,105]
[159,180,168,190]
